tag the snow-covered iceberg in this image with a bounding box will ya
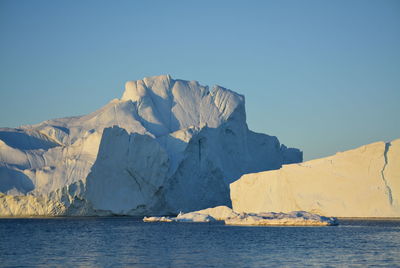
[0,75,302,216]
[230,139,400,217]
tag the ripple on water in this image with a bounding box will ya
[0,218,399,267]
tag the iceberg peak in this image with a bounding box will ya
[119,75,247,137]
[121,74,172,101]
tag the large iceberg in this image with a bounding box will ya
[230,139,400,217]
[0,75,302,216]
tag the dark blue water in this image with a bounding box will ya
[0,218,399,267]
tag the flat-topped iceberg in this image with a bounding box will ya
[142,206,338,226]
[230,139,400,217]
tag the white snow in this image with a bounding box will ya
[230,139,400,217]
[0,75,302,216]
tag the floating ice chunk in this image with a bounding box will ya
[143,216,173,222]
[192,206,239,221]
[225,211,338,226]
[142,213,215,223]
[174,212,216,222]
[143,207,337,226]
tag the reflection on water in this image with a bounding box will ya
[1,218,399,267]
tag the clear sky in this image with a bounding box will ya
[0,0,399,160]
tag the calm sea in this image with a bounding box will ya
[0,218,399,267]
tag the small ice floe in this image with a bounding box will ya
[225,211,338,226]
[143,216,173,222]
[142,206,236,223]
[143,207,338,226]
[192,206,239,221]
[175,212,215,222]
[142,212,216,223]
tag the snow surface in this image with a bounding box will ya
[231,139,400,217]
[0,75,302,216]
[142,206,338,226]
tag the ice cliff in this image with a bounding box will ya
[0,75,302,216]
[230,139,400,217]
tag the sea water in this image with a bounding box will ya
[1,218,399,267]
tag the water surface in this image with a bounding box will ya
[1,218,399,267]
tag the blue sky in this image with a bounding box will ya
[0,0,399,160]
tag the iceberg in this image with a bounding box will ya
[0,75,302,216]
[230,139,400,217]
